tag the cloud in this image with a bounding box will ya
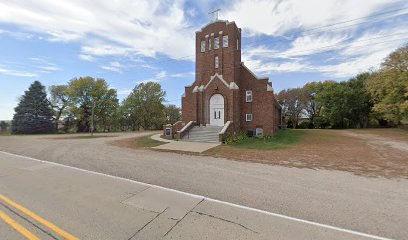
[0,66,38,77]
[0,0,196,61]
[117,89,133,95]
[223,0,405,36]
[135,70,192,84]
[101,61,126,73]
[79,54,95,62]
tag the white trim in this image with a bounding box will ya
[0,150,392,240]
[192,86,199,93]
[229,82,239,90]
[246,90,253,102]
[246,114,253,122]
[204,73,239,90]
[267,84,273,92]
[178,121,195,133]
[219,121,232,134]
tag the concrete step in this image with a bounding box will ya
[181,125,223,143]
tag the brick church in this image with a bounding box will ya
[166,19,281,142]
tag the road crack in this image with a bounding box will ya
[192,210,258,234]
[127,207,168,240]
[163,198,205,237]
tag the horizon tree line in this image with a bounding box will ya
[277,44,407,129]
[11,77,181,134]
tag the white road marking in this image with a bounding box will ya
[0,150,393,240]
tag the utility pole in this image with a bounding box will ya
[91,100,95,136]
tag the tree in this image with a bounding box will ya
[49,85,69,131]
[316,73,372,128]
[303,81,336,128]
[12,81,54,134]
[67,77,119,132]
[164,105,181,124]
[365,44,408,124]
[123,82,166,130]
[0,121,8,133]
[277,88,307,128]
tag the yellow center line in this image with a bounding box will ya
[0,194,80,240]
[0,209,40,240]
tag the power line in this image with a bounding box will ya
[164,36,408,103]
[140,6,408,67]
[132,33,408,79]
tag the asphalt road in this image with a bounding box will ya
[0,132,407,239]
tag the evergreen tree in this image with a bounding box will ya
[12,81,54,134]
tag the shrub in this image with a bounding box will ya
[224,132,249,144]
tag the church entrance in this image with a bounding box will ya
[209,94,225,126]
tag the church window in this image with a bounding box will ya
[209,38,212,51]
[246,90,252,102]
[201,41,205,52]
[214,37,219,49]
[223,35,228,48]
[215,56,219,68]
[246,114,253,122]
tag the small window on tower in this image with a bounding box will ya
[200,41,205,52]
[246,90,252,102]
[215,56,219,68]
[223,35,228,48]
[209,39,212,51]
[214,37,219,49]
[237,39,239,50]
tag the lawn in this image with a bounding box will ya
[229,129,305,150]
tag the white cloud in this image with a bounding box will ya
[135,70,192,84]
[0,66,37,77]
[136,70,168,84]
[79,54,95,62]
[223,0,405,36]
[101,61,126,73]
[0,0,195,61]
[117,89,133,95]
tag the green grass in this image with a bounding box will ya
[229,129,305,150]
[134,135,165,148]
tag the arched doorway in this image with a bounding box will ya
[209,94,225,126]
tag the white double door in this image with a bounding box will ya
[209,94,225,126]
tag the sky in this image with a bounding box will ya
[1,0,408,120]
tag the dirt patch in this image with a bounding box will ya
[49,135,119,140]
[202,129,408,179]
[111,129,408,179]
[111,135,166,149]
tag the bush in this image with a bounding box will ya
[224,132,249,144]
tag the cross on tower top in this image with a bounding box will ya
[208,8,221,22]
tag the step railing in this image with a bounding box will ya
[177,121,196,140]
[218,121,233,142]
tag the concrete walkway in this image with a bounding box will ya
[0,151,386,240]
[151,134,220,153]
